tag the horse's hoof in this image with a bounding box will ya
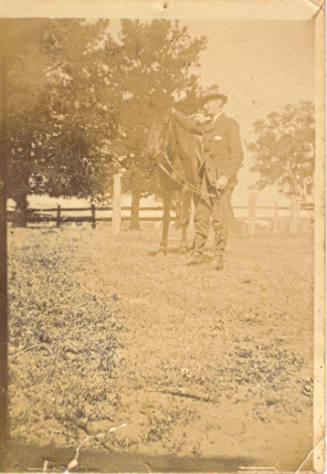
[179,246,188,255]
[156,248,166,256]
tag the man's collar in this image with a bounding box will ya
[205,111,224,130]
[213,110,224,122]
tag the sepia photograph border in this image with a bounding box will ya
[0,0,325,472]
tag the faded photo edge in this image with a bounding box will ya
[0,0,325,472]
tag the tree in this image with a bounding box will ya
[103,19,209,229]
[7,19,216,228]
[6,21,47,225]
[7,19,121,225]
[40,20,122,200]
[247,101,315,200]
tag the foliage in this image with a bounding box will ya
[7,19,218,226]
[8,228,122,446]
[7,19,121,216]
[247,101,315,199]
[7,19,212,213]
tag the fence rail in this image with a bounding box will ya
[7,193,314,234]
[9,203,314,213]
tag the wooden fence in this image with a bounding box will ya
[7,191,314,235]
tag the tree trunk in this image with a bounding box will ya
[12,194,28,227]
[130,187,141,230]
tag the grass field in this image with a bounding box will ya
[7,225,314,472]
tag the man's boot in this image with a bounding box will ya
[211,254,224,270]
[211,227,227,270]
[186,251,205,265]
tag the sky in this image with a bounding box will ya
[185,20,314,134]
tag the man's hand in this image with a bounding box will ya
[170,107,176,116]
[215,175,228,191]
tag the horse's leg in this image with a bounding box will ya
[158,191,171,255]
[174,198,182,230]
[179,189,192,254]
[187,194,196,252]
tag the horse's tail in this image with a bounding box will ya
[225,198,242,236]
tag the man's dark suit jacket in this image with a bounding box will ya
[173,110,243,188]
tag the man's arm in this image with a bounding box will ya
[171,108,203,136]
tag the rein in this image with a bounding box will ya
[159,115,223,200]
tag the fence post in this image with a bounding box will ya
[91,203,96,229]
[112,173,121,235]
[289,196,300,233]
[248,191,257,234]
[273,201,278,233]
[56,205,61,228]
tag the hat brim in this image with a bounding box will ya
[200,93,228,106]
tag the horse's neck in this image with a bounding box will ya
[172,119,199,164]
[148,115,167,156]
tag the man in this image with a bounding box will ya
[170,92,243,269]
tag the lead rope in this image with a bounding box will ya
[159,116,224,200]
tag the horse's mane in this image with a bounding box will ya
[147,109,170,157]
[147,108,200,162]
[171,116,201,159]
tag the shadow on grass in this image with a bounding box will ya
[9,224,58,231]
[3,440,259,473]
[147,248,215,261]
[147,247,190,256]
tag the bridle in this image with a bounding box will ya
[157,115,223,200]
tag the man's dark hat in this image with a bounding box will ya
[200,92,228,106]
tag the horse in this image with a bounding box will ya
[147,107,202,255]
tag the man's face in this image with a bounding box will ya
[204,98,224,116]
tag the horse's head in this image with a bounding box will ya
[147,107,171,158]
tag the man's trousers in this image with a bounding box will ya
[193,178,232,256]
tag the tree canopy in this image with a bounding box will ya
[7,19,121,222]
[102,20,209,227]
[104,21,207,179]
[6,19,217,225]
[247,101,315,200]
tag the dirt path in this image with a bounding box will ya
[7,227,314,472]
